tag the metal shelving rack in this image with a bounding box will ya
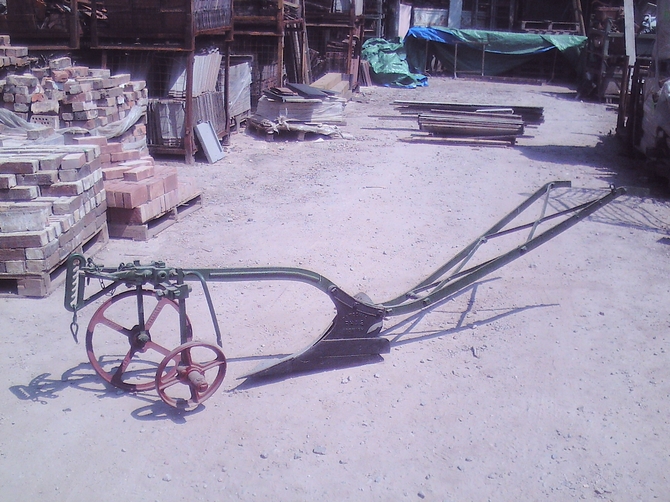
[232,0,309,105]
[89,0,234,163]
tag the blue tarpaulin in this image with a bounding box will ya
[403,26,587,76]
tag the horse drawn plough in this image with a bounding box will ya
[64,181,625,410]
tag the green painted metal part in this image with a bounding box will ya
[65,181,626,380]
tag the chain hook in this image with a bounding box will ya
[70,310,79,344]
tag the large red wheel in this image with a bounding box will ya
[85,289,192,392]
[155,341,226,411]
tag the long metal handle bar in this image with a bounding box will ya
[380,185,626,316]
[395,192,608,300]
[383,180,570,308]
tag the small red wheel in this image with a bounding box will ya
[86,289,192,392]
[155,341,226,411]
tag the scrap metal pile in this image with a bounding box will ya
[64,182,624,411]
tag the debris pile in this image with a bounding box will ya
[248,83,347,140]
[1,56,148,141]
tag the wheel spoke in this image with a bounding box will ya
[190,384,201,402]
[111,348,136,384]
[97,315,133,337]
[181,347,194,366]
[198,357,225,372]
[145,299,171,331]
[157,368,181,391]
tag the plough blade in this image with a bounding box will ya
[242,289,389,379]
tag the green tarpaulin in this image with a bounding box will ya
[361,38,428,88]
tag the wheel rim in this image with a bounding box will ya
[85,289,192,392]
[155,341,226,410]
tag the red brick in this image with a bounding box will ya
[155,166,179,193]
[0,229,49,249]
[17,171,59,186]
[0,248,26,260]
[0,174,16,189]
[0,186,39,201]
[60,152,87,170]
[143,176,165,200]
[123,164,155,182]
[41,181,84,197]
[0,159,39,174]
[49,195,84,215]
[102,165,131,180]
[110,150,141,163]
[101,142,124,155]
[71,135,108,147]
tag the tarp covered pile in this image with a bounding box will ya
[361,27,588,87]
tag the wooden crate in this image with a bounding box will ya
[0,221,109,297]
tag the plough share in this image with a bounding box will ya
[64,181,625,410]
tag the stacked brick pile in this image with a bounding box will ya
[0,56,149,145]
[0,35,31,71]
[103,159,200,240]
[0,144,107,296]
[68,134,200,241]
[0,39,201,297]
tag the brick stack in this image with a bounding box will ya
[103,161,200,241]
[0,35,31,72]
[0,144,108,296]
[5,56,150,145]
[66,133,200,241]
[0,42,201,267]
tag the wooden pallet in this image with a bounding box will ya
[400,133,518,146]
[0,222,109,297]
[108,193,202,241]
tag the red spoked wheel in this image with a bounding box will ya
[155,341,227,411]
[85,289,192,392]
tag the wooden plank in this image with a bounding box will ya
[623,0,636,67]
[194,122,225,163]
[400,133,518,146]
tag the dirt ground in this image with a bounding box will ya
[1,77,670,501]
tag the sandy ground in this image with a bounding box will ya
[1,77,670,501]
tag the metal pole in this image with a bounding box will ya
[185,51,195,164]
[453,43,458,78]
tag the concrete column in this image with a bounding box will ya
[449,0,462,29]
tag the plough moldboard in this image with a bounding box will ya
[64,181,626,410]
